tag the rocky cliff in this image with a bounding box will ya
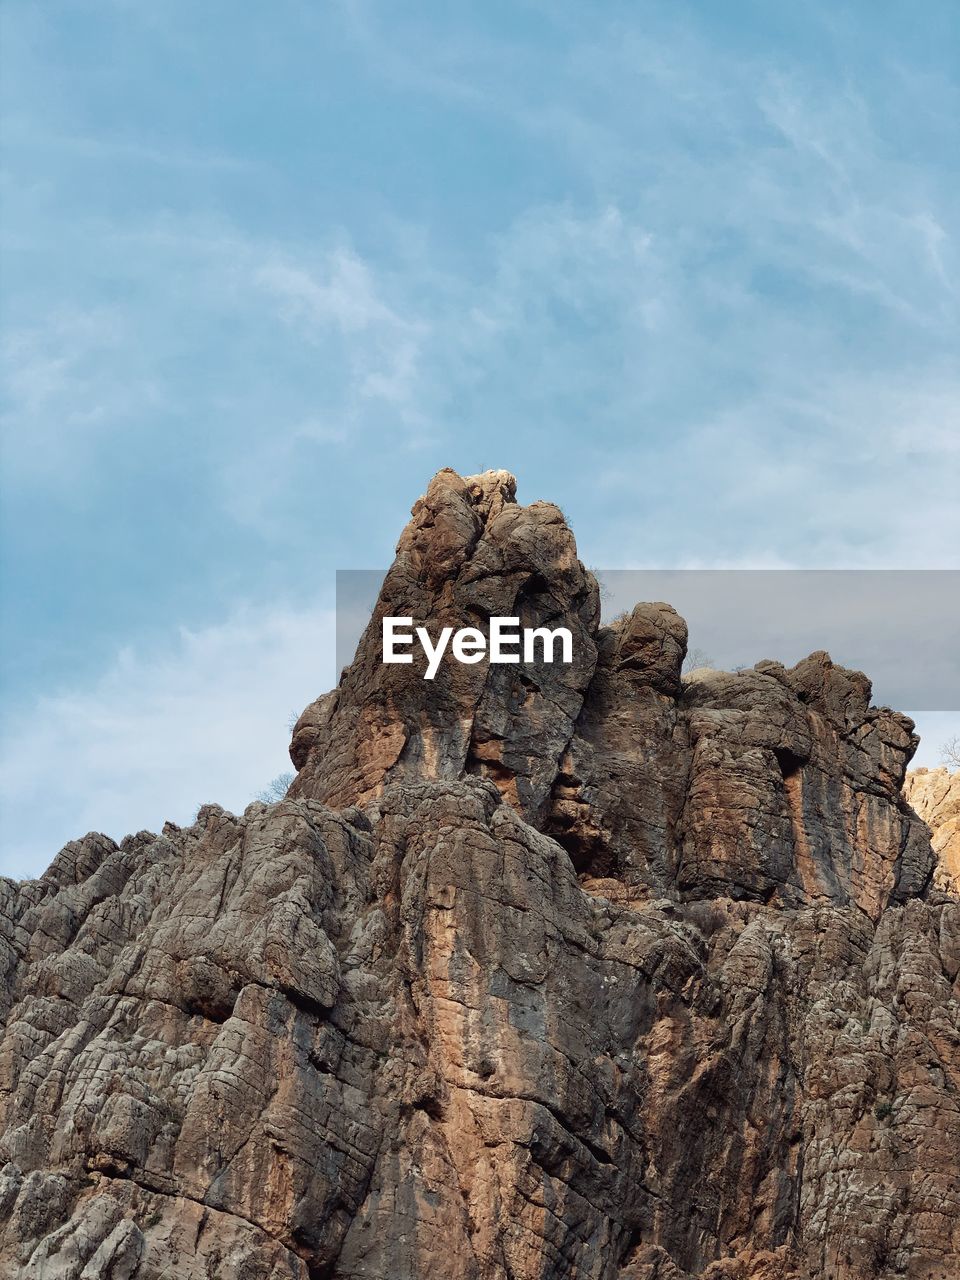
[904,769,960,897]
[2,469,958,1280]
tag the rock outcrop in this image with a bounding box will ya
[2,469,958,1280]
[905,768,960,895]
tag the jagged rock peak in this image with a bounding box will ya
[290,468,933,920]
[2,468,958,1280]
[290,467,601,821]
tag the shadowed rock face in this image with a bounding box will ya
[1,469,958,1280]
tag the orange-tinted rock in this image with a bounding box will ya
[1,470,957,1280]
[905,766,960,894]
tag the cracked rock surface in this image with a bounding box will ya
[2,469,958,1280]
[905,768,959,896]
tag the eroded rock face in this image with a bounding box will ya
[290,467,601,823]
[905,768,960,894]
[2,469,958,1280]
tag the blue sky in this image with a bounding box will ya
[1,1,958,876]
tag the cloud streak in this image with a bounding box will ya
[0,600,335,880]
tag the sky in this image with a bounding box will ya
[1,0,958,877]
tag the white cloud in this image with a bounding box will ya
[0,600,336,880]
[256,249,429,423]
[1,115,254,172]
[586,369,960,570]
[0,307,166,482]
[257,250,400,334]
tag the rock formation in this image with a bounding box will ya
[1,468,958,1280]
[904,768,960,895]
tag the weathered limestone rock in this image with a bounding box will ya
[290,467,601,823]
[905,767,960,894]
[2,469,957,1280]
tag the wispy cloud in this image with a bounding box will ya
[0,306,165,482]
[0,600,335,879]
[1,115,253,172]
[256,249,429,417]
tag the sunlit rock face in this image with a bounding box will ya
[905,766,960,895]
[2,469,958,1280]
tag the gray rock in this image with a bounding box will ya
[2,469,957,1280]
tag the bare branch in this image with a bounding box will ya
[257,772,294,803]
[683,647,715,674]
